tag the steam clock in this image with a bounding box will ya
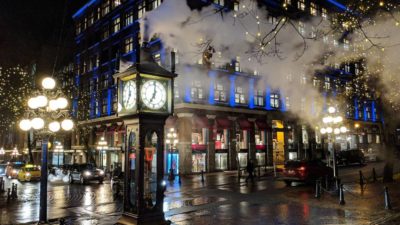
[115,45,176,225]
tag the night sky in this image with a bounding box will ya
[0,0,84,74]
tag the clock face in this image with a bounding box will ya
[140,80,167,110]
[123,80,136,109]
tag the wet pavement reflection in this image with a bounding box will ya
[0,162,400,224]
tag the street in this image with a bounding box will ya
[1,161,400,225]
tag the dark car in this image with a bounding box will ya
[282,160,333,186]
[336,149,365,165]
[68,163,105,184]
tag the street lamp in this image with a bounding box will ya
[0,147,5,162]
[54,143,64,167]
[166,128,178,181]
[96,136,108,170]
[11,147,20,159]
[320,106,347,181]
[19,76,73,223]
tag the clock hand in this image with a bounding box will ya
[150,82,157,102]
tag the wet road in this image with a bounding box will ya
[1,161,400,225]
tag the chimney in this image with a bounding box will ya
[171,51,176,74]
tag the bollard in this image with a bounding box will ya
[339,184,345,205]
[201,170,205,183]
[384,186,392,210]
[315,180,321,198]
[372,168,377,183]
[359,171,364,187]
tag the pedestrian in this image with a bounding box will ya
[246,160,255,183]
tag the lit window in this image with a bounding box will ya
[310,3,317,16]
[322,8,328,20]
[235,86,246,104]
[124,37,134,53]
[102,0,110,16]
[324,77,330,90]
[284,0,291,6]
[88,12,95,26]
[343,39,350,50]
[285,96,290,109]
[213,0,225,6]
[254,90,264,107]
[102,25,109,40]
[234,2,240,11]
[235,56,240,72]
[191,81,204,100]
[154,53,161,65]
[125,10,134,26]
[214,84,226,102]
[297,0,305,11]
[102,96,107,114]
[313,78,320,87]
[298,21,305,35]
[152,0,161,9]
[76,23,81,35]
[112,17,121,33]
[138,2,146,19]
[300,74,307,85]
[270,93,280,108]
[112,0,121,9]
[345,64,350,73]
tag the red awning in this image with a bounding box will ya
[255,119,270,130]
[165,116,178,128]
[192,116,209,129]
[96,126,106,135]
[107,124,118,133]
[117,124,126,133]
[215,117,231,129]
[237,119,254,130]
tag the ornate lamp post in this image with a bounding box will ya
[319,106,348,180]
[166,128,178,181]
[54,143,64,167]
[19,77,74,223]
[96,137,108,170]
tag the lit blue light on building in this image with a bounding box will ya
[184,87,191,103]
[107,89,112,116]
[363,103,367,121]
[354,98,359,120]
[372,101,376,122]
[280,91,286,112]
[208,71,216,105]
[265,87,272,110]
[229,75,236,107]
[249,78,254,109]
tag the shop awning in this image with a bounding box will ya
[117,124,126,133]
[107,124,118,133]
[165,116,178,128]
[96,126,106,135]
[237,119,254,130]
[215,117,231,129]
[255,119,270,130]
[192,116,209,129]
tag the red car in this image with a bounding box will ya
[282,160,333,186]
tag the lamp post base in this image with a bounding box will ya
[117,213,171,225]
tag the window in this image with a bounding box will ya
[355,63,361,75]
[313,78,320,87]
[298,21,305,35]
[154,53,161,65]
[102,25,109,40]
[152,0,162,9]
[235,86,246,104]
[344,64,350,73]
[191,81,204,100]
[96,7,101,20]
[254,90,264,107]
[138,2,146,19]
[102,96,108,114]
[88,12,95,26]
[322,8,328,20]
[297,0,305,11]
[124,37,134,53]
[283,0,291,7]
[214,0,225,6]
[112,0,121,9]
[324,77,330,90]
[125,9,134,26]
[285,96,290,109]
[214,84,226,102]
[112,17,121,34]
[101,0,110,16]
[235,56,240,72]
[343,39,350,50]
[234,2,240,11]
[310,2,317,16]
[366,106,371,120]
[112,89,118,112]
[76,23,81,35]
[300,74,307,85]
[270,93,280,108]
[345,83,352,95]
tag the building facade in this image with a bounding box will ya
[72,0,384,175]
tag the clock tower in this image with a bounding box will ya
[115,44,177,225]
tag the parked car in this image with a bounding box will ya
[5,162,25,179]
[361,148,381,162]
[336,149,365,165]
[282,160,333,186]
[68,163,105,184]
[17,164,41,182]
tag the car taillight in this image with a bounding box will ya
[298,166,306,171]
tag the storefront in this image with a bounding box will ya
[255,120,268,166]
[215,128,229,170]
[191,116,208,173]
[272,120,285,164]
[237,119,254,168]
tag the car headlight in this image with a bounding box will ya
[84,171,92,176]
[12,169,17,174]
[99,170,104,175]
[26,172,31,176]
